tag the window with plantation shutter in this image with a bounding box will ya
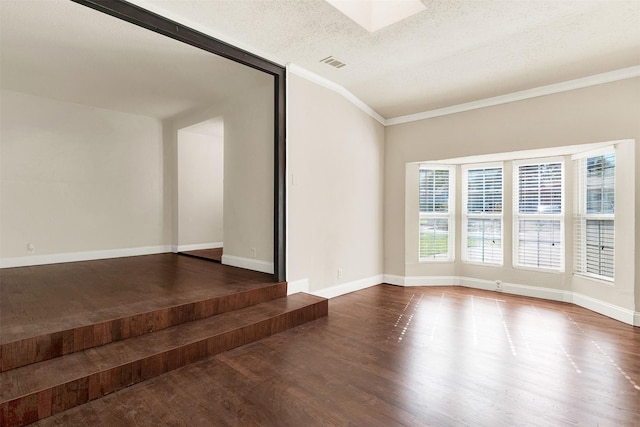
[513,158,564,271]
[419,165,454,261]
[574,150,615,280]
[462,164,503,265]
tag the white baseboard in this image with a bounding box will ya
[382,274,405,286]
[457,276,497,292]
[221,254,274,275]
[311,274,383,299]
[403,275,459,287]
[287,278,310,295]
[459,277,635,324]
[396,274,639,327]
[175,242,223,252]
[458,277,570,302]
[570,292,637,326]
[0,245,172,269]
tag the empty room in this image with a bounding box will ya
[1,0,639,426]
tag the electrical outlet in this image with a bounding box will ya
[27,242,35,254]
[337,268,343,279]
[495,280,503,292]
[251,248,257,258]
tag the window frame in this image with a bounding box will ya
[573,147,615,282]
[512,157,565,273]
[418,164,455,262]
[461,162,504,266]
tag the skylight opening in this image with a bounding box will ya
[325,0,426,33]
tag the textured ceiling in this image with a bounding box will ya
[1,0,639,121]
[0,0,271,120]
[129,0,640,119]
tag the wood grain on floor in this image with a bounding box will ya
[33,285,640,426]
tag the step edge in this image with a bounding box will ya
[1,282,288,372]
[0,297,326,403]
[0,299,327,426]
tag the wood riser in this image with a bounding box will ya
[1,283,286,372]
[0,298,328,427]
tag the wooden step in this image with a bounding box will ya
[1,282,287,371]
[0,293,328,427]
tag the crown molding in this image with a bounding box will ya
[386,66,640,126]
[287,63,387,125]
[288,64,640,128]
[112,4,640,128]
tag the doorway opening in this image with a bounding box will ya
[177,118,224,263]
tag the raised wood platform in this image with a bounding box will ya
[0,254,328,426]
[1,254,284,371]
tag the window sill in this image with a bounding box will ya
[512,265,565,274]
[573,273,614,285]
[462,261,504,268]
[419,259,455,264]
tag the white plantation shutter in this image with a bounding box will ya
[419,169,450,213]
[584,220,614,276]
[513,159,564,271]
[517,219,562,269]
[574,151,615,280]
[467,167,502,213]
[419,165,454,261]
[517,163,563,214]
[462,165,503,264]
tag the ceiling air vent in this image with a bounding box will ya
[320,56,346,69]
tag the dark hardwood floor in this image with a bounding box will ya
[1,253,271,345]
[1,254,284,372]
[180,248,223,263]
[32,285,640,426]
[0,255,329,426]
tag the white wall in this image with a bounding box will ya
[0,90,167,263]
[1,81,273,274]
[223,82,274,267]
[287,72,385,293]
[385,77,640,316]
[177,126,224,248]
[166,77,274,273]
